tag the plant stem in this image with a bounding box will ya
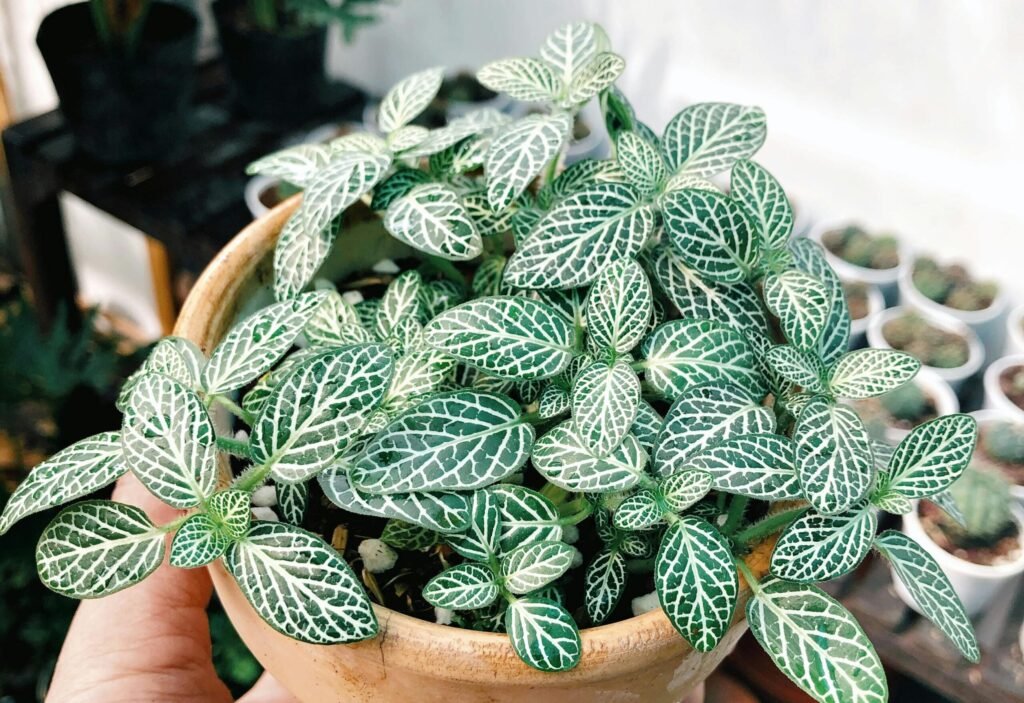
[159,513,190,534]
[233,463,273,494]
[733,506,809,546]
[539,482,570,506]
[216,436,253,458]
[542,152,561,186]
[558,501,594,526]
[721,496,750,536]
[426,255,467,287]
[734,558,762,596]
[210,395,255,426]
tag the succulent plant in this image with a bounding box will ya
[982,421,1024,465]
[940,467,1015,545]
[882,313,969,369]
[0,20,984,703]
[912,257,998,312]
[879,381,928,421]
[821,225,899,270]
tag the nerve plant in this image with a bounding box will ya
[1,21,982,703]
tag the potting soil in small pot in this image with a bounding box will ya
[814,222,905,305]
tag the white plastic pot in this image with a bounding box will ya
[866,306,984,395]
[808,221,910,307]
[565,103,609,164]
[983,354,1024,421]
[863,368,960,446]
[898,261,1009,364]
[969,409,1024,507]
[849,283,885,349]
[244,175,279,220]
[896,502,1024,617]
[1006,304,1024,356]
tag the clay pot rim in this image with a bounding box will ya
[177,195,775,683]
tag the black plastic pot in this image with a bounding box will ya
[213,0,328,123]
[36,2,199,164]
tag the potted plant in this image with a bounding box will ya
[896,466,1024,617]
[900,255,1008,359]
[970,410,1024,505]
[845,281,884,348]
[809,221,907,306]
[983,354,1024,420]
[1,22,982,703]
[214,0,382,123]
[36,0,199,163]
[867,307,984,394]
[853,368,958,445]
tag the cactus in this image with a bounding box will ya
[880,382,928,421]
[883,313,969,369]
[983,422,1024,465]
[822,225,899,270]
[940,467,1015,546]
[912,257,998,312]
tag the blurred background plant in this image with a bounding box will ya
[912,257,999,312]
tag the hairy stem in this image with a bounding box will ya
[216,436,253,458]
[210,395,255,426]
[721,496,750,536]
[233,462,273,494]
[734,558,762,596]
[733,506,808,546]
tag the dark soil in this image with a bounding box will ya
[999,365,1024,412]
[920,502,1021,567]
[844,282,871,320]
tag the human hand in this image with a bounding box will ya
[45,475,298,703]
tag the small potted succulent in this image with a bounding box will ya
[867,307,984,394]
[984,355,1024,420]
[970,410,1024,505]
[1,22,982,703]
[900,255,1007,358]
[897,466,1024,616]
[845,281,884,348]
[809,221,906,306]
[36,0,199,163]
[853,368,959,445]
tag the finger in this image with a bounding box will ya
[237,672,300,703]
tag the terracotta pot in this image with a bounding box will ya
[174,197,775,703]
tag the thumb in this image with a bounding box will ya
[236,672,300,703]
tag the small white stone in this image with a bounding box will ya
[372,258,401,274]
[434,607,454,626]
[570,546,584,569]
[251,485,277,507]
[234,429,249,442]
[631,591,660,617]
[561,525,580,544]
[251,507,279,522]
[341,290,364,306]
[359,538,398,573]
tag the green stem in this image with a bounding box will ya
[733,506,809,546]
[539,482,570,506]
[211,395,255,426]
[90,0,112,48]
[558,502,594,526]
[734,558,762,595]
[542,152,561,186]
[722,496,750,536]
[233,463,273,494]
[216,436,253,458]
[426,255,467,287]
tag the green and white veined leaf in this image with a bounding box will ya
[660,470,713,513]
[600,84,637,142]
[571,360,641,457]
[380,315,423,356]
[641,319,765,401]
[376,271,423,339]
[352,391,533,494]
[565,51,625,105]
[273,212,338,301]
[201,292,326,395]
[870,490,912,515]
[278,480,311,525]
[538,385,571,419]
[662,188,758,283]
[492,485,561,553]
[318,465,469,533]
[770,507,877,582]
[505,597,582,672]
[384,183,483,261]
[226,522,377,644]
[538,287,587,328]
[829,348,921,399]
[655,517,738,652]
[371,167,432,211]
[380,519,437,551]
[0,431,127,535]
[796,399,874,515]
[121,374,217,509]
[765,345,827,394]
[141,336,206,389]
[501,540,575,594]
[613,489,664,530]
[533,422,647,493]
[304,290,370,347]
[485,113,571,211]
[403,108,511,159]
[252,345,394,484]
[424,296,575,381]
[655,383,774,475]
[423,563,500,610]
[469,256,505,299]
[36,501,164,598]
[540,21,608,83]
[301,151,391,235]
[746,578,887,703]
[208,489,252,539]
[730,159,792,252]
[927,490,966,527]
[788,238,849,365]
[648,246,768,336]
[662,103,767,178]
[878,414,977,498]
[620,531,655,558]
[631,400,663,453]
[329,132,388,156]
[506,181,656,290]
[446,489,501,562]
[170,513,230,568]
[545,158,627,203]
[874,530,979,662]
[477,57,562,102]
[763,271,831,352]
[688,434,802,500]
[245,143,330,187]
[377,66,444,133]
[615,131,667,196]
[421,279,466,319]
[586,258,653,354]
[661,172,720,195]
[382,346,455,414]
[461,192,515,239]
[585,548,627,624]
[387,125,429,153]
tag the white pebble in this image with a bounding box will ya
[561,525,579,544]
[313,278,336,291]
[359,539,398,573]
[570,547,584,569]
[631,591,660,617]
[251,506,279,522]
[372,258,401,274]
[251,485,277,507]
[434,607,454,625]
[234,429,249,442]
[341,290,364,306]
